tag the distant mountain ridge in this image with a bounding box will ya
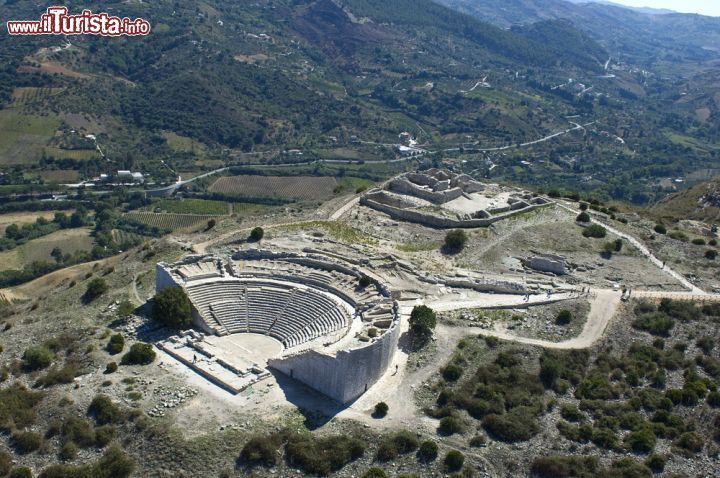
[566,0,676,15]
[437,0,720,65]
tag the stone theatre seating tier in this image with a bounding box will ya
[185,278,350,349]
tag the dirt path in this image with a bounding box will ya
[556,202,704,293]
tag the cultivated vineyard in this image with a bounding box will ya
[124,213,220,231]
[209,175,338,200]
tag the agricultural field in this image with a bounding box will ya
[11,87,65,105]
[43,146,100,161]
[146,199,230,215]
[0,109,61,165]
[32,170,82,183]
[0,227,94,270]
[0,211,68,235]
[209,175,338,201]
[124,212,222,232]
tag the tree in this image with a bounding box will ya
[579,203,589,211]
[206,219,216,230]
[409,305,437,339]
[576,212,590,223]
[706,250,717,260]
[153,287,192,328]
[556,310,572,325]
[654,224,667,235]
[373,402,389,418]
[85,278,109,301]
[249,227,264,242]
[51,247,63,264]
[614,239,623,252]
[444,230,468,253]
[359,275,372,288]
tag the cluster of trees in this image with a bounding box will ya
[1,209,89,252]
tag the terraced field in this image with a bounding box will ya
[209,175,338,200]
[124,213,221,232]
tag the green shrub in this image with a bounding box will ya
[105,362,118,374]
[358,275,372,288]
[632,313,675,337]
[692,238,706,245]
[249,227,264,242]
[654,224,667,234]
[444,230,468,253]
[624,428,656,453]
[482,408,540,442]
[706,249,718,260]
[36,362,80,387]
[59,441,78,461]
[438,416,463,436]
[85,278,109,301]
[152,287,192,328]
[591,427,618,449]
[23,346,53,371]
[442,364,463,381]
[88,395,122,425]
[9,467,32,478]
[94,425,115,447]
[116,301,135,318]
[0,450,11,476]
[373,402,389,418]
[484,336,500,348]
[417,440,438,462]
[285,435,365,476]
[707,391,720,408]
[0,384,45,432]
[121,343,156,366]
[61,416,95,447]
[107,334,124,355]
[469,434,487,447]
[609,458,652,478]
[530,456,599,477]
[556,310,572,326]
[444,450,464,472]
[375,441,397,462]
[644,454,666,473]
[560,404,584,422]
[674,432,703,454]
[697,337,715,355]
[582,224,607,238]
[362,468,387,478]
[240,434,283,467]
[40,445,133,478]
[576,212,590,223]
[11,431,42,453]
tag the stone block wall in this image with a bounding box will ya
[269,304,401,404]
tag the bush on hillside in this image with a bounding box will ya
[107,334,125,355]
[22,346,53,371]
[121,343,156,366]
[249,227,264,242]
[444,230,468,253]
[582,224,607,238]
[84,278,109,301]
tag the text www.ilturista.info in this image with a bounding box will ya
[7,6,151,36]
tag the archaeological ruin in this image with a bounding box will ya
[155,250,400,404]
[361,169,552,228]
